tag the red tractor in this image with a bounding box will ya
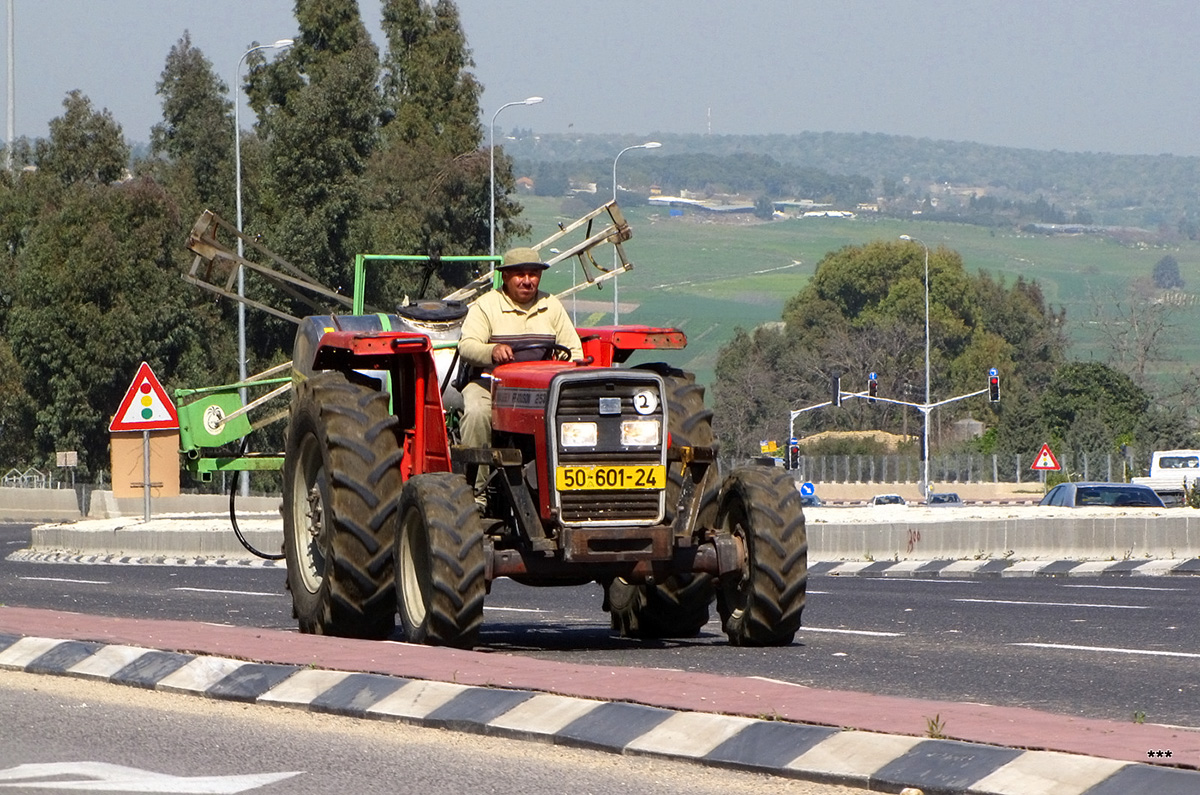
[183,203,807,649]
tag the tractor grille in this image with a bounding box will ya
[558,491,663,523]
[551,375,666,525]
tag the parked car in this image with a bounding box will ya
[1039,482,1165,508]
[870,493,906,506]
[926,492,962,506]
[800,493,822,508]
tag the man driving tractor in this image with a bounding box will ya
[457,246,583,496]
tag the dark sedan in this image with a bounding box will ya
[1039,482,1165,508]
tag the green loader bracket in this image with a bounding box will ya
[175,364,292,481]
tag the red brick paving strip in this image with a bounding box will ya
[1,605,1195,769]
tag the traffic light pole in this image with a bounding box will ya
[787,386,990,495]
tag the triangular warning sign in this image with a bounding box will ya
[1030,443,1061,471]
[109,362,179,432]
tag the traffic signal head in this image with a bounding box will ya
[868,373,878,403]
[988,374,1000,402]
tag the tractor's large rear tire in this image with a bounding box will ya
[606,365,719,639]
[606,574,715,638]
[395,472,486,649]
[282,371,402,639]
[715,467,807,646]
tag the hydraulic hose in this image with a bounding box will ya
[228,438,284,561]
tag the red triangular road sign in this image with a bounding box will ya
[1030,443,1061,471]
[109,362,179,432]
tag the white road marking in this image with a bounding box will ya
[483,606,548,613]
[800,627,904,637]
[954,598,1148,610]
[1013,642,1200,659]
[0,761,299,793]
[880,578,980,585]
[19,576,110,585]
[1059,584,1186,592]
[172,587,277,598]
[748,675,809,687]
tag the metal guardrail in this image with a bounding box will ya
[2,467,50,488]
[785,451,1128,484]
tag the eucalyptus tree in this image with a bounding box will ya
[354,0,523,295]
[35,91,129,186]
[8,91,216,474]
[246,0,381,298]
[149,31,236,219]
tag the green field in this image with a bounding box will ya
[512,196,1200,392]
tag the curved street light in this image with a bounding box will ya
[900,234,931,497]
[489,96,543,257]
[233,37,293,495]
[610,141,661,323]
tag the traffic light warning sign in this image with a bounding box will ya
[109,362,179,432]
[1030,443,1061,471]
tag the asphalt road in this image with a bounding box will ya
[3,522,1198,730]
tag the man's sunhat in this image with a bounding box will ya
[499,247,549,270]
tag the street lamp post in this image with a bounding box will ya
[900,235,931,497]
[611,141,661,323]
[234,38,292,496]
[489,96,543,257]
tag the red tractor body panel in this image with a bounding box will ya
[311,329,453,480]
[578,326,687,367]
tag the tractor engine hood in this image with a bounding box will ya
[490,360,577,435]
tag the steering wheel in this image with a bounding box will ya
[508,340,573,361]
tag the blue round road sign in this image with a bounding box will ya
[800,481,815,496]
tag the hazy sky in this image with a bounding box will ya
[5,0,1199,157]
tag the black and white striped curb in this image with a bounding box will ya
[12,550,1200,578]
[813,557,1200,578]
[6,549,284,567]
[2,633,1197,794]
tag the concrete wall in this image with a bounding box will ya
[809,515,1200,562]
[12,486,1200,564]
[0,487,279,523]
[0,487,84,522]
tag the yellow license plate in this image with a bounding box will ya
[556,464,666,491]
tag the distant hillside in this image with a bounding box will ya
[506,131,1200,234]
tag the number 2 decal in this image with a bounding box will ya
[633,389,658,415]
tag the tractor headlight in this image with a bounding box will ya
[560,421,598,447]
[621,419,661,447]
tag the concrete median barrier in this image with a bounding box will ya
[9,490,1200,564]
[0,487,279,523]
[806,505,1200,562]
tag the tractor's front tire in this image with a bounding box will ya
[282,371,402,639]
[715,467,807,646]
[395,472,487,648]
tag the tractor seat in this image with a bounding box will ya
[396,299,469,323]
